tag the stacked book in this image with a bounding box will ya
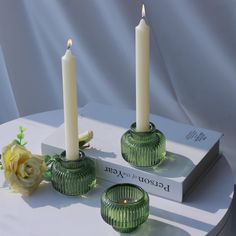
[41,103,222,202]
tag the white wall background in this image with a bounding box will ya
[0,0,236,180]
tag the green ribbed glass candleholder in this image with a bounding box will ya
[51,151,96,196]
[121,122,166,167]
[101,183,149,233]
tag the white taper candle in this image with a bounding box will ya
[62,39,79,160]
[136,4,150,132]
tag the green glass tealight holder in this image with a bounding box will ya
[101,183,149,233]
[121,122,166,167]
[51,150,96,196]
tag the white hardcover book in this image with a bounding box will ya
[41,103,222,202]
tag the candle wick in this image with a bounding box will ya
[67,45,71,50]
[142,12,147,20]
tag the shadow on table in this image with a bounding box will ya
[0,179,8,188]
[150,206,213,233]
[120,219,191,236]
[22,181,104,209]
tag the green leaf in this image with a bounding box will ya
[19,126,26,131]
[0,155,2,170]
[16,126,28,147]
[17,134,23,139]
[15,139,21,145]
[43,171,52,181]
[43,155,52,164]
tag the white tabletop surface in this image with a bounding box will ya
[0,107,234,236]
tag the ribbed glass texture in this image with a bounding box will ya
[51,151,96,196]
[121,122,166,167]
[101,183,149,233]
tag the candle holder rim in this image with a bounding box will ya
[60,150,85,162]
[130,122,156,134]
[103,183,148,206]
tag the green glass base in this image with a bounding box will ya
[51,151,96,196]
[101,183,149,233]
[113,226,138,233]
[121,122,166,167]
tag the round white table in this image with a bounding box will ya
[0,109,234,236]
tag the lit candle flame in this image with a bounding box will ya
[67,38,73,49]
[141,4,146,18]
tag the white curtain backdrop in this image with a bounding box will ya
[0,0,236,180]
